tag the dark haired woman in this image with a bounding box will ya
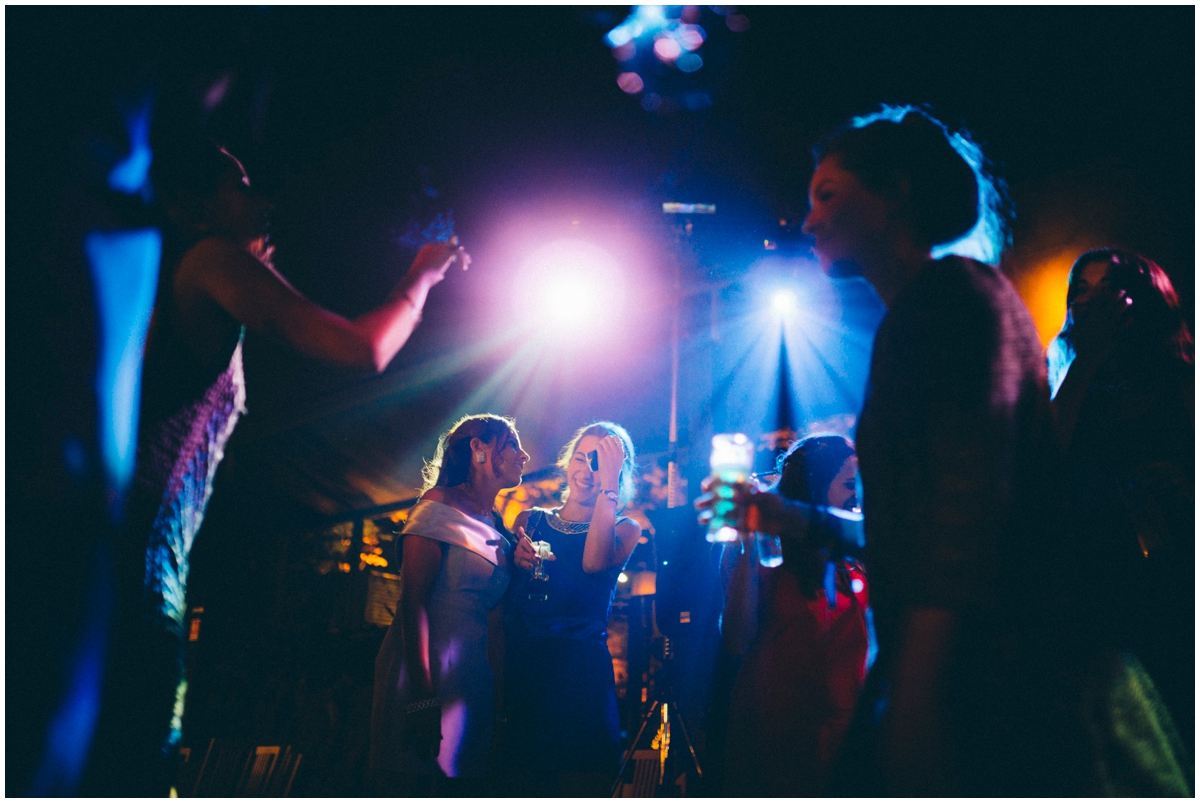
[715,107,1095,794]
[82,142,467,796]
[370,414,529,795]
[501,422,642,797]
[1049,248,1195,751]
[720,435,870,797]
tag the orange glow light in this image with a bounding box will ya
[1016,251,1075,348]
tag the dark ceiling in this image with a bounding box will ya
[9,6,1194,520]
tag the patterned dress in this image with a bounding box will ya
[83,252,247,796]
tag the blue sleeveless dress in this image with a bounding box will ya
[503,508,624,774]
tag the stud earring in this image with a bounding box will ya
[475,453,486,463]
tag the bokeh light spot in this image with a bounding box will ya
[611,41,636,61]
[653,36,682,62]
[676,52,703,72]
[677,24,706,50]
[641,92,663,111]
[726,13,751,31]
[617,72,645,94]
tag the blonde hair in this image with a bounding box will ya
[557,421,637,508]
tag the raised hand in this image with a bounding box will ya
[695,476,787,536]
[594,435,625,493]
[406,239,470,289]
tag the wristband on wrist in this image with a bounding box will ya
[600,489,619,504]
[405,697,440,715]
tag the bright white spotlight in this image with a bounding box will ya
[772,290,797,316]
[514,239,626,340]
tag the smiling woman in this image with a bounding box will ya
[500,421,641,797]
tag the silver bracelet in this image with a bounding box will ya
[600,489,619,503]
[405,697,440,715]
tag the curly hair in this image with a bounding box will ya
[557,421,638,509]
[421,414,518,493]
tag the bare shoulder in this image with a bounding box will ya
[616,516,642,539]
[178,235,255,272]
[175,236,263,293]
[514,508,533,528]
[421,487,448,504]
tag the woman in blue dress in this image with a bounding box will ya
[503,422,642,796]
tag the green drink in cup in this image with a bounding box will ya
[707,433,754,543]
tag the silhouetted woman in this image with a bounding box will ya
[721,435,871,797]
[83,138,468,796]
[1049,247,1195,750]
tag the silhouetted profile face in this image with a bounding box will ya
[205,152,272,247]
[825,455,859,512]
[802,155,894,278]
[1066,259,1127,328]
[486,427,530,490]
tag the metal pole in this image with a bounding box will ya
[666,226,684,510]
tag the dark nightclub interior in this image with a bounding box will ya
[6,6,1194,798]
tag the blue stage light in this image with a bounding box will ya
[772,290,797,316]
[84,228,161,496]
[107,99,153,196]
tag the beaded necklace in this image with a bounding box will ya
[545,508,590,534]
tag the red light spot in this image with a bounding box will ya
[611,41,636,61]
[617,72,645,94]
[726,14,751,32]
[654,36,682,62]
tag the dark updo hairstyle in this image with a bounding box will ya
[1049,248,1193,388]
[813,106,1010,263]
[776,434,856,506]
[149,135,241,254]
[151,135,238,214]
[421,414,518,493]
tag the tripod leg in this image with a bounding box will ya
[609,701,661,798]
[672,709,703,779]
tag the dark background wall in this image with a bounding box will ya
[7,6,1193,795]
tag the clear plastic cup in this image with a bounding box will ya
[706,433,754,543]
[757,534,783,567]
[528,541,551,601]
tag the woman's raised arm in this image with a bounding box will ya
[178,238,466,372]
